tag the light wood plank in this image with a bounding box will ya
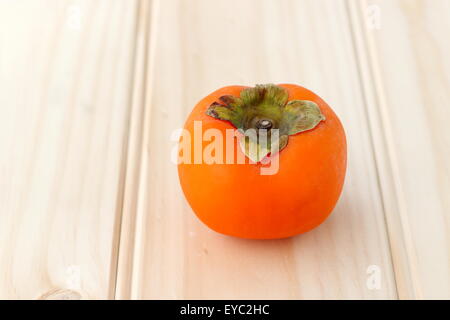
[349,0,450,299]
[116,0,397,299]
[114,0,152,299]
[0,0,138,299]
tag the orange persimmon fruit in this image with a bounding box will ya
[177,84,347,239]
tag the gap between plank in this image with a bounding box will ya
[109,0,151,300]
[345,0,422,299]
[111,0,161,300]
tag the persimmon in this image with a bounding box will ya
[177,84,347,239]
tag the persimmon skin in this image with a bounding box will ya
[178,84,347,239]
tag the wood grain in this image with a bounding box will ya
[0,0,139,299]
[1,0,448,300]
[115,0,397,299]
[348,0,450,299]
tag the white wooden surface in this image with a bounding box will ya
[0,0,139,299]
[349,0,450,299]
[0,0,448,299]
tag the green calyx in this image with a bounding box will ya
[205,84,325,162]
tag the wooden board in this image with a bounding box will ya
[1,0,448,300]
[348,0,450,299]
[0,0,139,299]
[114,0,397,299]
